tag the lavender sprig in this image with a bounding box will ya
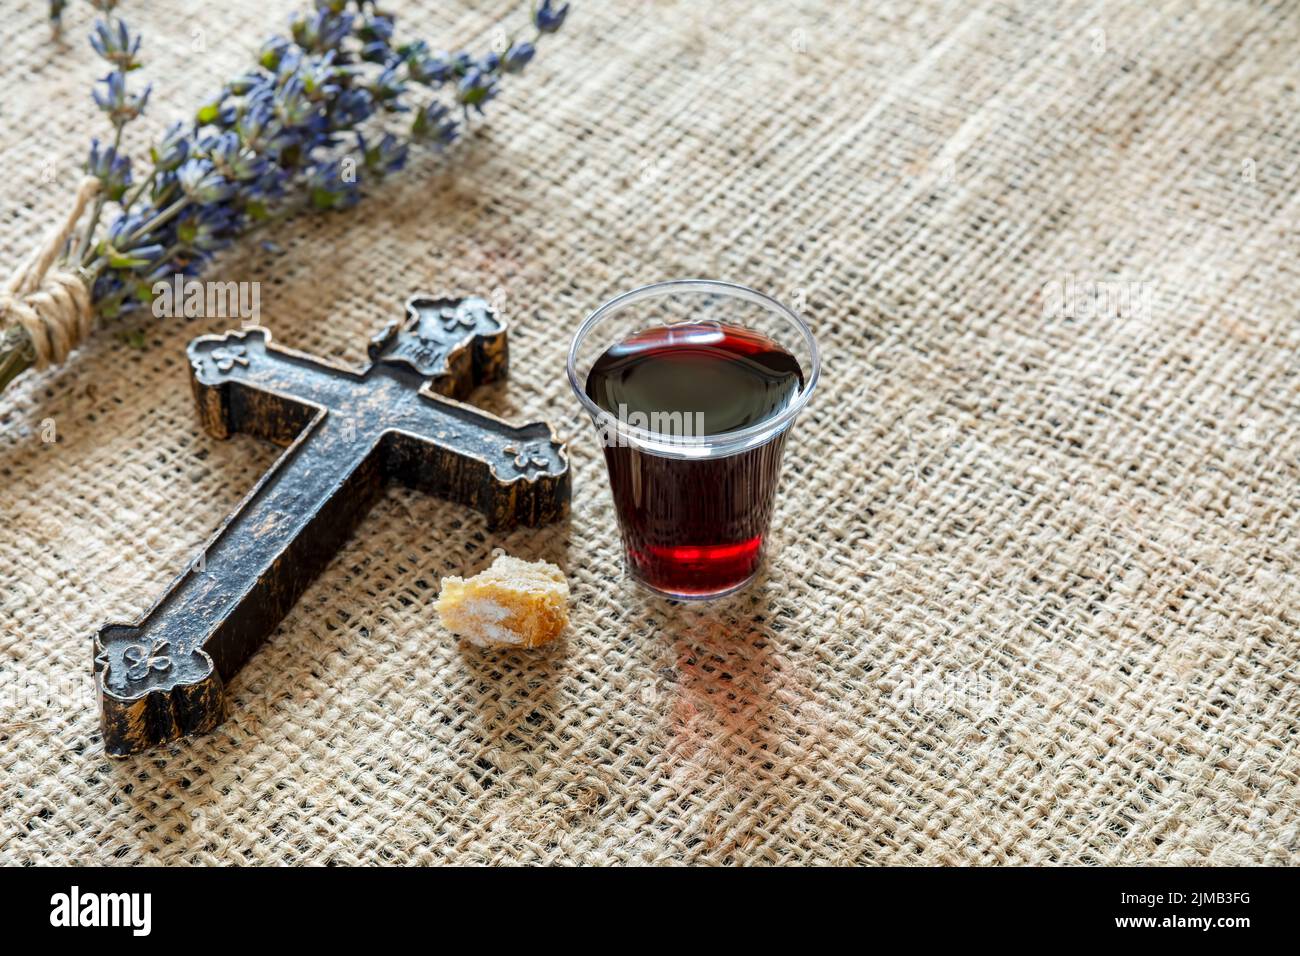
[1,1,567,393]
[91,0,564,317]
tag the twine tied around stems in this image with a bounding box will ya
[0,177,99,369]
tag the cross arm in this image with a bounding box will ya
[189,327,365,445]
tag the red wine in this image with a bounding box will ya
[585,322,803,597]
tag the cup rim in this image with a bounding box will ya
[566,278,821,456]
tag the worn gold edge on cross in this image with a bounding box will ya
[93,294,571,758]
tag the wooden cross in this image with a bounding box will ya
[93,296,570,757]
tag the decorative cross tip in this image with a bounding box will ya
[368,295,507,395]
[188,327,265,385]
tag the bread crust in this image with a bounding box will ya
[436,553,569,648]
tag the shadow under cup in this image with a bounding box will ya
[567,280,821,600]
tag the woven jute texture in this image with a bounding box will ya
[1,0,1297,866]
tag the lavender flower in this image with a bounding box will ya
[90,17,142,70]
[150,122,190,171]
[178,158,237,203]
[503,42,536,73]
[176,207,237,253]
[258,36,293,71]
[104,214,164,268]
[456,68,498,114]
[86,140,132,201]
[404,43,452,86]
[358,12,396,63]
[291,7,354,53]
[93,71,151,127]
[306,159,362,210]
[412,101,458,146]
[369,63,408,110]
[203,131,267,182]
[359,132,409,176]
[534,1,570,34]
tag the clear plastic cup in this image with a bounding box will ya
[567,279,820,600]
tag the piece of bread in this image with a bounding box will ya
[436,553,569,648]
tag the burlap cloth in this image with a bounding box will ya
[0,0,1296,866]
